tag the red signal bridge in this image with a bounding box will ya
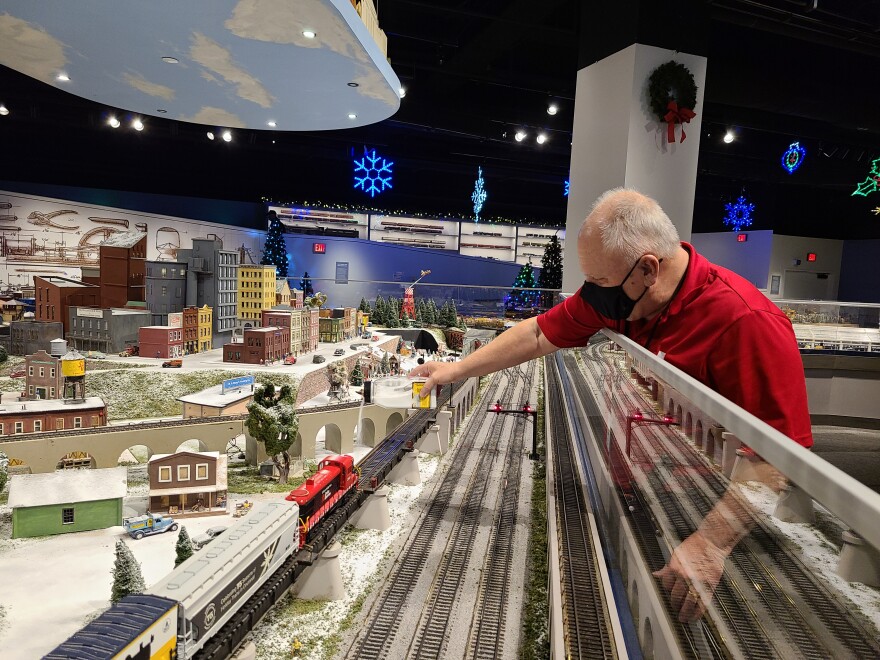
[488,400,539,460]
[625,410,679,459]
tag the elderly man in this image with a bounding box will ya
[411,188,812,620]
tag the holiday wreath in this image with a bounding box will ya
[647,61,698,143]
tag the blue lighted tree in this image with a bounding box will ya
[261,210,288,277]
[472,167,487,222]
[506,261,541,311]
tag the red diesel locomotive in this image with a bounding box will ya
[285,454,358,548]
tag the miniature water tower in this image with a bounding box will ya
[61,349,86,402]
[49,338,68,358]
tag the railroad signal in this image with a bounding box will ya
[493,401,502,413]
[522,403,532,413]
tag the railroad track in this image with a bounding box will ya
[573,342,880,659]
[351,367,530,659]
[546,355,618,659]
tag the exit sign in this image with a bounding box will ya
[807,252,817,262]
[737,233,748,242]
[313,243,326,254]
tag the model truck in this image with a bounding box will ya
[124,513,178,540]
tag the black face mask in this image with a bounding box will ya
[580,257,657,320]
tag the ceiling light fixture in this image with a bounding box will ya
[347,82,359,87]
[107,116,120,128]
[0,105,9,116]
[547,104,558,116]
[206,131,215,140]
[399,87,406,98]
[267,120,276,127]
[514,131,526,142]
[348,113,357,120]
[222,130,232,142]
[56,73,70,82]
[536,133,548,144]
[157,109,167,114]
[723,131,735,144]
[132,118,144,131]
[161,57,179,64]
[302,30,316,39]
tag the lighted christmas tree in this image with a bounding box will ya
[261,211,289,278]
[350,359,364,386]
[506,262,541,310]
[300,272,314,298]
[537,234,563,308]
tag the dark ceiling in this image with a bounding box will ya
[1,0,879,239]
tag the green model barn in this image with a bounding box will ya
[9,467,127,538]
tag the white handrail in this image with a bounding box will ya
[602,328,880,551]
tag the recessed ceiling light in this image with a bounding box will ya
[536,133,548,144]
[514,131,526,142]
[547,104,558,115]
[0,105,9,116]
[302,30,316,39]
[723,131,735,144]
[162,57,179,64]
[56,73,70,82]
[107,116,120,128]
[347,82,359,87]
[399,87,406,98]
[272,140,276,144]
[348,113,357,120]
[222,130,232,142]
[267,120,276,128]
[157,109,167,114]
[132,118,144,131]
[206,131,215,140]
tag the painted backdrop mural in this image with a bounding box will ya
[0,190,265,290]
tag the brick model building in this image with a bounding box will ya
[237,264,276,328]
[34,276,100,334]
[183,306,198,354]
[98,231,147,308]
[197,305,213,352]
[9,318,64,356]
[139,326,184,359]
[23,350,62,399]
[147,450,228,514]
[223,326,289,364]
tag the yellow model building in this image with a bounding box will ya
[237,264,277,327]
[198,305,213,351]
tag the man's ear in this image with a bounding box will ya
[642,255,661,285]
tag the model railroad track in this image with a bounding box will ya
[567,347,726,658]
[546,355,617,659]
[467,366,534,659]
[409,362,535,659]
[196,387,455,660]
[576,342,880,659]
[352,369,525,660]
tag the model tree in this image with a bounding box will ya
[373,296,386,325]
[111,539,146,603]
[350,359,364,386]
[0,346,8,364]
[415,303,424,325]
[300,272,315,298]
[175,527,194,568]
[261,211,288,278]
[0,451,8,493]
[506,261,541,310]
[246,383,299,484]
[537,234,563,308]
[426,300,439,325]
[358,297,371,314]
[380,352,391,376]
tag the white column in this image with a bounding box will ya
[563,44,707,292]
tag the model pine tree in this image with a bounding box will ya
[175,526,194,567]
[300,272,315,298]
[506,262,540,310]
[261,211,289,277]
[537,234,563,308]
[426,300,438,325]
[373,296,386,325]
[358,297,371,314]
[350,359,364,386]
[246,383,298,484]
[111,539,146,603]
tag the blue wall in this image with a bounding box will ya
[839,239,880,303]
[285,234,528,310]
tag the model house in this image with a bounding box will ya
[147,450,228,516]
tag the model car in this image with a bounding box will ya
[162,359,183,368]
[333,348,345,356]
[123,514,178,540]
[192,526,227,550]
[283,355,297,365]
[91,351,106,359]
[312,355,326,363]
[9,369,26,378]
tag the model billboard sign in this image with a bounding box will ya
[222,375,255,393]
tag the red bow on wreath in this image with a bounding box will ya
[664,101,696,143]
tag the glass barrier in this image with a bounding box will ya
[559,331,880,659]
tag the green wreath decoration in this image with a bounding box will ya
[648,61,697,120]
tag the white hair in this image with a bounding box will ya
[579,188,680,262]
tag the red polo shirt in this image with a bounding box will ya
[537,243,813,447]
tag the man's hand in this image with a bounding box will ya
[409,361,460,398]
[653,531,727,623]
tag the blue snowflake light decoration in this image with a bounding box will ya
[471,166,487,221]
[781,141,806,174]
[723,195,755,231]
[354,149,393,197]
[564,179,570,197]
